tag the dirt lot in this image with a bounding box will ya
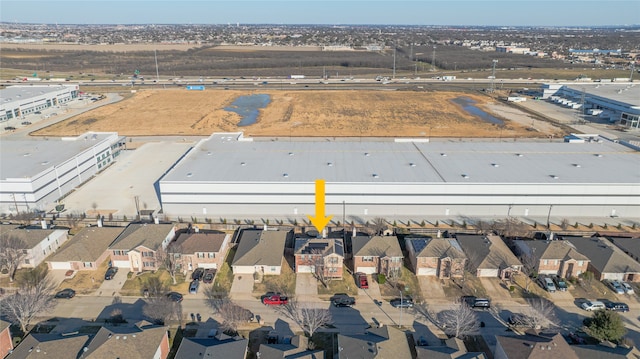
[33,89,563,138]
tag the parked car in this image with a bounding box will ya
[581,300,606,311]
[191,268,204,281]
[539,276,556,293]
[203,269,215,284]
[166,292,184,302]
[4,126,16,131]
[355,273,368,289]
[605,280,625,294]
[189,280,200,294]
[261,293,288,305]
[553,277,568,291]
[104,266,118,280]
[55,288,76,299]
[461,296,491,309]
[390,297,414,308]
[330,293,356,307]
[621,282,634,295]
[21,121,31,125]
[605,301,629,312]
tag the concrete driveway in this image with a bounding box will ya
[417,276,446,301]
[479,277,511,303]
[94,268,128,297]
[230,274,255,300]
[295,273,319,301]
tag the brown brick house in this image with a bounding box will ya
[405,237,467,278]
[514,240,589,278]
[294,236,344,280]
[108,223,176,272]
[352,235,403,277]
[173,231,231,272]
[47,227,125,271]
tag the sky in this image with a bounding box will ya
[1,0,638,27]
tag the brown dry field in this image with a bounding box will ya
[0,43,203,52]
[33,89,559,138]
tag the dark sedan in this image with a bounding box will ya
[166,292,184,302]
[192,268,204,281]
[390,297,414,308]
[605,301,629,312]
[55,288,76,299]
[104,266,118,280]
[203,269,215,283]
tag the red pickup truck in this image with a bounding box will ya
[355,273,369,289]
[261,292,288,305]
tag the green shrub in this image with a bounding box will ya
[377,274,387,285]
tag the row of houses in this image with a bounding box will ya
[0,223,231,275]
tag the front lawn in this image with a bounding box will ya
[213,248,235,292]
[379,267,421,301]
[120,269,187,296]
[57,259,109,294]
[317,267,358,297]
[253,258,296,295]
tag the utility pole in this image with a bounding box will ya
[489,59,498,93]
[431,46,436,72]
[392,43,397,79]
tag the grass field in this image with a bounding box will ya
[32,88,563,138]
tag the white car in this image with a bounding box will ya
[581,300,606,311]
[621,282,634,295]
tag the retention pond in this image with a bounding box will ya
[224,94,271,126]
[451,96,504,126]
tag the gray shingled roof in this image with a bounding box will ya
[79,325,168,359]
[174,337,248,359]
[495,333,578,359]
[47,227,124,262]
[337,326,412,359]
[109,223,175,251]
[232,229,287,267]
[515,240,589,262]
[294,237,344,257]
[258,336,324,359]
[567,237,640,275]
[352,236,402,258]
[606,236,640,263]
[571,344,640,359]
[416,337,486,359]
[456,234,522,271]
[0,225,67,248]
[6,333,90,359]
[409,238,466,259]
[174,232,228,254]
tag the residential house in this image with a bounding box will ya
[604,236,640,263]
[78,324,170,359]
[0,319,13,358]
[513,240,589,278]
[175,328,249,359]
[46,227,125,271]
[405,236,467,278]
[0,224,69,269]
[566,237,640,282]
[6,333,90,359]
[352,236,403,277]
[294,236,344,279]
[337,325,412,359]
[258,335,324,359]
[231,229,289,275]
[108,223,176,272]
[417,337,486,359]
[173,230,231,272]
[572,343,640,358]
[456,234,522,279]
[494,332,578,359]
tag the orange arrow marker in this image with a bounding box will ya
[307,179,333,233]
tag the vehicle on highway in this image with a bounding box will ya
[192,268,204,281]
[581,300,606,311]
[621,282,634,295]
[605,280,625,294]
[330,293,356,307]
[203,269,215,284]
[104,266,118,280]
[605,301,629,312]
[166,292,184,302]
[390,297,414,308]
[553,276,568,291]
[189,280,200,294]
[461,296,491,309]
[261,292,288,305]
[54,288,76,299]
[355,273,368,289]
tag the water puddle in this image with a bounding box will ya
[451,96,504,125]
[224,94,271,126]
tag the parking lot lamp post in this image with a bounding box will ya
[547,204,553,229]
[399,288,403,328]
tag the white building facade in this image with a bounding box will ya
[0,85,79,122]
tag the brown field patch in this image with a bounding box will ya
[0,43,204,52]
[33,89,561,138]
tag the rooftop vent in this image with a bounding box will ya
[372,174,379,178]
[288,152,294,156]
[327,162,333,167]
[409,163,416,167]
[364,152,370,157]
[594,154,603,158]
[23,153,31,157]
[240,162,246,166]
[282,173,289,178]
[186,172,193,178]
[440,153,447,157]
[573,163,581,167]
[516,153,523,157]
[491,163,499,167]
[41,161,49,165]
[550,175,559,179]
[461,174,469,179]
[207,152,212,156]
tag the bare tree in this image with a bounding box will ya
[276,298,332,337]
[1,274,57,332]
[518,252,538,293]
[518,298,557,329]
[369,217,388,236]
[203,285,230,314]
[144,276,169,297]
[157,242,182,285]
[437,301,480,339]
[0,235,27,282]
[218,301,253,335]
[299,249,328,287]
[143,296,182,325]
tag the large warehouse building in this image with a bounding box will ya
[159,133,639,221]
[0,85,79,122]
[0,132,125,215]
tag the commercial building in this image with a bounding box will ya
[0,85,79,122]
[159,133,639,220]
[0,132,125,214]
[541,83,640,129]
